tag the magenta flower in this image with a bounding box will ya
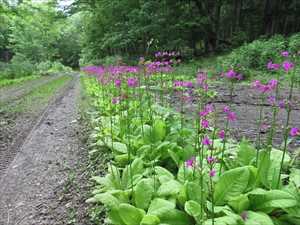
[223,106,230,113]
[268,62,280,70]
[199,104,214,117]
[282,61,294,73]
[268,79,278,89]
[115,79,121,88]
[218,130,225,139]
[290,127,300,137]
[225,69,236,78]
[127,77,138,87]
[196,72,208,90]
[252,80,277,93]
[209,169,216,177]
[207,156,216,164]
[201,119,209,129]
[202,136,212,146]
[185,157,196,168]
[267,96,276,105]
[281,51,289,57]
[111,97,120,104]
[227,111,237,121]
[278,100,286,109]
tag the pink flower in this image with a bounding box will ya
[267,61,281,71]
[115,79,121,87]
[281,51,289,57]
[111,97,120,104]
[127,77,138,87]
[207,156,216,164]
[201,119,209,128]
[199,104,214,117]
[223,106,230,113]
[267,96,276,105]
[185,157,196,168]
[202,136,212,146]
[209,169,216,177]
[227,111,237,121]
[218,130,225,139]
[282,61,294,73]
[268,79,278,89]
[225,69,236,78]
[252,79,277,93]
[290,127,300,137]
[278,100,286,109]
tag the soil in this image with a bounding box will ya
[0,75,90,225]
[170,83,300,150]
[0,75,61,103]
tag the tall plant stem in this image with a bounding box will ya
[219,81,234,175]
[267,76,280,148]
[277,74,295,188]
[125,82,134,193]
[255,95,265,166]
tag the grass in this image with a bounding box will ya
[1,75,71,113]
[0,75,41,88]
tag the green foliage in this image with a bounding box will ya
[83,75,300,225]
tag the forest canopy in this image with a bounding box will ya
[1,0,300,67]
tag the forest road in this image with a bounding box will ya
[0,74,88,225]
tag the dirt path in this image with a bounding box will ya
[0,75,89,225]
[0,75,61,104]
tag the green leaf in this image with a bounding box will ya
[270,149,291,168]
[140,215,160,225]
[118,203,145,225]
[122,158,144,189]
[112,142,128,153]
[155,166,174,183]
[157,180,182,196]
[148,198,176,217]
[186,181,205,203]
[135,179,154,210]
[244,211,274,225]
[184,200,202,219]
[249,189,298,213]
[289,168,300,188]
[86,193,119,209]
[204,214,241,225]
[159,209,193,225]
[237,140,256,165]
[228,194,250,213]
[153,119,167,142]
[257,150,271,187]
[214,166,251,205]
[108,209,125,225]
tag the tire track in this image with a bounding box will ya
[0,75,76,177]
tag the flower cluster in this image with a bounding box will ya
[127,77,139,88]
[267,61,280,71]
[222,69,243,80]
[173,80,193,88]
[251,79,278,93]
[282,61,294,73]
[146,61,173,75]
[185,156,196,168]
[223,106,237,122]
[196,71,208,91]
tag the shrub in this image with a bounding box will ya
[2,55,36,79]
[288,33,300,54]
[36,61,72,75]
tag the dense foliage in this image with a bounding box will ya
[0,0,80,79]
[82,51,300,225]
[73,0,300,62]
